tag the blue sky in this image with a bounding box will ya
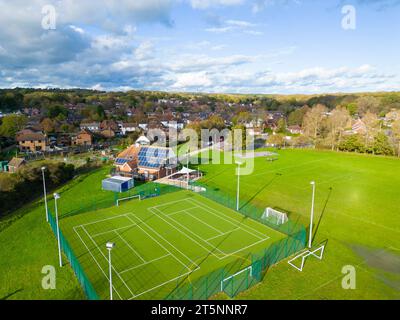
[0,0,399,94]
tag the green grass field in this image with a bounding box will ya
[197,149,400,299]
[60,191,286,300]
[1,149,399,300]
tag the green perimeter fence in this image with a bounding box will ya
[48,180,306,300]
[164,180,307,299]
[48,210,99,300]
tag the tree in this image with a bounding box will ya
[391,119,400,156]
[267,133,285,147]
[362,111,379,150]
[41,118,55,134]
[288,105,310,126]
[338,134,365,153]
[302,104,328,145]
[373,132,394,156]
[326,106,351,150]
[356,96,380,116]
[0,114,27,137]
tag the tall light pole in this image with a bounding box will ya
[186,151,190,190]
[309,181,316,249]
[41,167,49,222]
[236,161,243,211]
[106,242,116,300]
[53,193,62,267]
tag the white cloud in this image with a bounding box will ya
[190,0,245,10]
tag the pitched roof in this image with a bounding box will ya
[16,132,46,142]
[8,157,26,168]
[117,145,140,160]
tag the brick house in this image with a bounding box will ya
[8,157,26,173]
[72,129,94,146]
[16,132,47,152]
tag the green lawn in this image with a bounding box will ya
[198,149,400,299]
[1,149,399,300]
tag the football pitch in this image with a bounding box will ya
[60,191,286,300]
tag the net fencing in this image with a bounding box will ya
[163,180,307,300]
[48,210,99,300]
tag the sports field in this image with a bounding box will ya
[197,148,400,299]
[60,191,286,300]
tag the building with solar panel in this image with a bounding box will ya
[114,145,177,181]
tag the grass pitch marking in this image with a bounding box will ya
[114,230,146,263]
[150,198,271,259]
[73,226,123,300]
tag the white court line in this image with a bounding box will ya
[181,209,225,235]
[150,207,226,258]
[76,213,132,228]
[114,230,146,263]
[128,267,200,300]
[206,227,241,241]
[120,254,171,275]
[189,198,267,240]
[81,226,135,297]
[126,214,196,271]
[73,226,123,300]
[166,206,201,217]
[92,218,138,237]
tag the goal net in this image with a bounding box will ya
[116,194,141,207]
[262,207,288,225]
[221,266,253,298]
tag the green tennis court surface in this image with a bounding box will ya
[60,191,286,300]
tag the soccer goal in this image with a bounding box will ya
[116,194,141,207]
[262,207,288,225]
[221,266,253,297]
[288,244,325,272]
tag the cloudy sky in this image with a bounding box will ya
[0,0,399,94]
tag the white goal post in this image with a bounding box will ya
[288,244,325,272]
[116,194,141,207]
[262,207,288,225]
[220,266,253,292]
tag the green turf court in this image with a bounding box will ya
[60,191,287,300]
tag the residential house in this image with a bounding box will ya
[351,119,367,135]
[8,158,26,173]
[119,123,138,136]
[72,129,94,146]
[16,131,47,152]
[287,125,304,135]
[114,145,140,177]
[80,122,100,132]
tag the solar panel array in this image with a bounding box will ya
[115,158,129,165]
[138,147,170,169]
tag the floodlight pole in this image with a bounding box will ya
[186,151,190,190]
[41,167,49,222]
[106,242,115,300]
[236,162,243,211]
[54,193,62,267]
[309,181,316,249]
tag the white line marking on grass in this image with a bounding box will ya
[92,220,138,237]
[120,254,171,275]
[73,226,123,300]
[81,226,135,297]
[126,214,196,271]
[128,267,200,300]
[150,207,226,258]
[182,209,225,235]
[76,213,132,227]
[114,230,146,263]
[166,206,202,217]
[206,227,241,241]
[188,198,267,239]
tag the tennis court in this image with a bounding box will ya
[62,191,286,300]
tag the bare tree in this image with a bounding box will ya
[392,119,400,157]
[362,111,379,150]
[302,104,328,146]
[327,106,352,150]
[356,96,380,116]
